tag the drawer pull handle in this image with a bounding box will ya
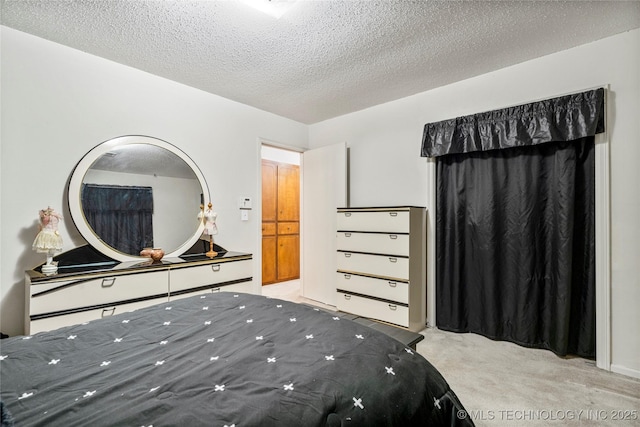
[211,265,221,272]
[388,281,397,287]
[389,212,398,217]
[344,274,351,279]
[344,232,351,237]
[344,253,352,258]
[388,304,397,311]
[211,287,221,293]
[101,278,116,288]
[102,307,116,317]
[388,257,397,263]
[344,294,351,300]
[344,212,352,217]
[389,234,398,240]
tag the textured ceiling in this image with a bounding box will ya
[91,144,197,180]
[2,1,639,124]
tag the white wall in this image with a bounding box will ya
[0,26,308,336]
[309,29,640,378]
[261,145,301,165]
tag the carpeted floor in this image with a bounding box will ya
[262,280,640,426]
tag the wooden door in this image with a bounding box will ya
[262,161,278,283]
[277,234,300,281]
[262,161,277,222]
[262,223,277,284]
[262,159,300,285]
[277,164,299,221]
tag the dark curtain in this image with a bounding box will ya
[421,89,604,359]
[82,184,154,255]
[435,139,595,357]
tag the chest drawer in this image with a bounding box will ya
[170,259,252,293]
[337,210,410,233]
[30,271,168,316]
[336,291,409,328]
[336,232,409,256]
[336,272,409,304]
[337,251,409,280]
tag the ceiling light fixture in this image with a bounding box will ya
[238,0,297,19]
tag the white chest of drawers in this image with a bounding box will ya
[25,249,253,334]
[336,207,426,331]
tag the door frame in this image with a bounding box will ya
[256,138,305,288]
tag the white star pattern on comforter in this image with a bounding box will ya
[0,292,464,426]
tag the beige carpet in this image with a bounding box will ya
[262,280,640,426]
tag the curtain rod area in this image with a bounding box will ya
[494,84,608,113]
[421,86,607,158]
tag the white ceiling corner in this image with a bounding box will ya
[1,0,639,124]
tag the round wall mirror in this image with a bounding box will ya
[68,135,210,262]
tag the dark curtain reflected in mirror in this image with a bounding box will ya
[82,184,154,254]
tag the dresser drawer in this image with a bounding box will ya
[30,271,168,316]
[337,210,410,233]
[336,292,409,328]
[336,272,408,304]
[337,251,409,280]
[29,296,168,334]
[169,279,254,301]
[336,232,409,256]
[170,259,252,293]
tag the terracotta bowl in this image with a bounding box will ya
[149,248,164,262]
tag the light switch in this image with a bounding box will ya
[241,210,249,221]
[238,197,252,210]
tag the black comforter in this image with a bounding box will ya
[0,292,472,426]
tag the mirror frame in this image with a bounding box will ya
[68,135,210,262]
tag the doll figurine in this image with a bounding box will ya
[198,202,218,258]
[203,203,218,235]
[198,202,218,235]
[33,207,63,253]
[32,207,64,274]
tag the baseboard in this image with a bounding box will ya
[610,364,640,380]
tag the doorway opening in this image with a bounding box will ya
[261,145,301,286]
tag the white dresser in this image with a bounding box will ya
[336,207,426,332]
[25,248,253,334]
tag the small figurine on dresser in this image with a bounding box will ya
[32,206,64,275]
[198,202,218,258]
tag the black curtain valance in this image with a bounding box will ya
[421,88,605,158]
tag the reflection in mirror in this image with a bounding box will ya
[68,136,209,262]
[81,183,154,254]
[82,144,203,257]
